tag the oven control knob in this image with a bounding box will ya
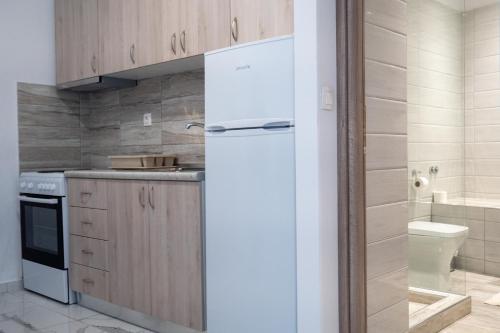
[20,182,26,188]
[27,183,34,189]
[37,184,43,190]
[49,184,56,191]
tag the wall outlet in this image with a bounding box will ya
[143,113,152,127]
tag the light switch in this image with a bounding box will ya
[321,86,334,111]
[143,113,152,127]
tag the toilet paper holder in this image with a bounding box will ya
[412,169,429,189]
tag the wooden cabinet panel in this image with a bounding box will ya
[68,179,107,209]
[230,0,293,45]
[69,207,108,240]
[70,263,109,301]
[107,181,151,315]
[70,235,109,271]
[55,0,99,84]
[137,0,164,67]
[149,182,204,331]
[98,0,139,75]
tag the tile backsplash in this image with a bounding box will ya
[18,70,205,171]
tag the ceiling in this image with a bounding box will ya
[435,0,499,11]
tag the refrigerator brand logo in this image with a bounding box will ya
[235,65,251,71]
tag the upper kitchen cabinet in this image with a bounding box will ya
[55,0,99,85]
[98,0,139,75]
[161,0,230,61]
[229,0,294,45]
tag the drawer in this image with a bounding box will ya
[70,207,108,240]
[70,263,109,301]
[68,179,107,209]
[70,235,108,271]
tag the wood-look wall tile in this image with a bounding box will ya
[19,126,81,148]
[19,147,82,171]
[18,104,80,128]
[365,22,406,68]
[119,77,162,105]
[367,299,409,333]
[366,97,407,135]
[365,0,407,35]
[161,119,205,145]
[367,267,408,316]
[120,103,162,126]
[80,106,121,130]
[120,123,162,146]
[366,169,408,207]
[367,235,408,280]
[366,60,407,101]
[80,89,119,108]
[161,96,205,122]
[366,134,407,171]
[162,70,205,100]
[162,144,205,166]
[367,202,408,244]
[17,82,79,107]
[81,127,120,148]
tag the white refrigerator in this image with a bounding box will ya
[205,36,296,333]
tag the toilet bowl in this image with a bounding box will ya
[408,221,468,291]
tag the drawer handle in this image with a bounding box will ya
[180,30,186,53]
[80,192,92,204]
[81,220,93,225]
[82,278,95,285]
[81,249,94,255]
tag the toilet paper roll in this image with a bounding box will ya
[433,191,448,204]
[413,176,429,190]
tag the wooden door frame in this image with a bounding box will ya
[337,0,366,332]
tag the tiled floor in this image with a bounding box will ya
[0,290,153,333]
[441,272,500,332]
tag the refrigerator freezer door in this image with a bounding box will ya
[206,128,296,333]
[205,37,294,125]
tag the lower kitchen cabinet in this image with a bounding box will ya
[68,178,205,331]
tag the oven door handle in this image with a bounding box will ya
[18,196,58,205]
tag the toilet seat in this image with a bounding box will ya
[409,221,468,238]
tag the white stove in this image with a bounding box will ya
[19,171,75,304]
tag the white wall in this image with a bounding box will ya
[294,0,338,332]
[0,0,55,284]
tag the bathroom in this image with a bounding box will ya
[405,0,500,331]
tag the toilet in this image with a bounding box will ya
[408,221,469,291]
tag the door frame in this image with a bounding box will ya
[336,0,366,332]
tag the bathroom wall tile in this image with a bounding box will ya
[474,20,500,42]
[474,55,500,75]
[365,60,407,102]
[456,256,485,274]
[474,3,500,23]
[365,23,406,68]
[366,135,407,171]
[366,97,407,135]
[466,219,485,240]
[367,268,408,316]
[367,299,409,333]
[473,108,500,126]
[367,202,408,243]
[365,0,407,35]
[475,73,500,92]
[367,235,408,280]
[459,239,484,260]
[485,208,500,222]
[475,38,500,59]
[366,169,408,207]
[485,241,500,263]
[408,201,432,221]
[474,91,500,109]
[485,222,500,243]
[474,124,500,142]
[485,261,500,277]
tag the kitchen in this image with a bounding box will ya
[0,1,337,333]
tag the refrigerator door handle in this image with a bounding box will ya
[206,125,227,133]
[262,120,293,129]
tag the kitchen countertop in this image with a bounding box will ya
[64,169,205,182]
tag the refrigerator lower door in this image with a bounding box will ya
[206,127,296,333]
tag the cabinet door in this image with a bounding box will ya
[230,0,293,45]
[149,182,204,331]
[160,0,181,61]
[137,0,164,67]
[107,181,151,315]
[98,0,139,75]
[55,0,99,84]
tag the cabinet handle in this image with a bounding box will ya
[231,17,239,42]
[139,186,145,208]
[80,192,92,204]
[81,249,94,255]
[130,44,136,64]
[180,30,186,53]
[81,220,93,225]
[82,278,95,285]
[148,186,155,209]
[90,54,97,73]
[171,33,177,55]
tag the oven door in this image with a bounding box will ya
[19,194,65,270]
